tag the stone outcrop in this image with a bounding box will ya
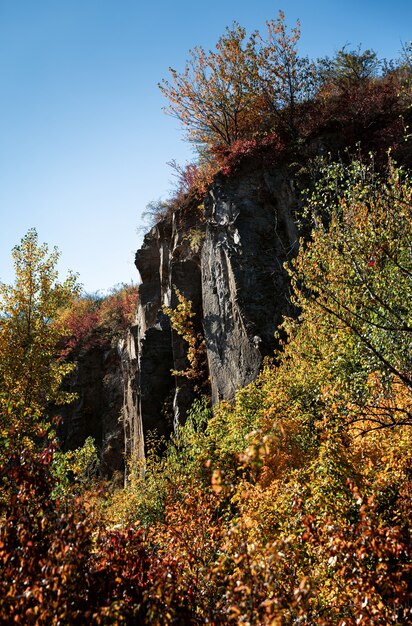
[201,166,298,402]
[125,160,299,463]
[57,343,125,479]
[58,160,301,476]
[58,107,412,476]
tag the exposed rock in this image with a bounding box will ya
[125,162,299,460]
[58,161,300,477]
[130,215,202,455]
[56,343,125,479]
[202,165,298,402]
[58,109,412,477]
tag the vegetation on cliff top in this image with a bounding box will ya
[57,284,139,357]
[150,11,412,222]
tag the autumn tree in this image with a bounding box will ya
[159,11,310,150]
[251,10,316,136]
[318,45,380,90]
[160,22,256,149]
[0,229,80,444]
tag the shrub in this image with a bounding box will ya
[58,284,138,356]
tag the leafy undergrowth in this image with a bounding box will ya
[1,394,410,624]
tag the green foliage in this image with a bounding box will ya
[105,398,213,528]
[318,45,380,90]
[51,436,99,498]
[163,288,209,393]
[291,155,412,432]
[0,229,80,447]
[205,382,267,486]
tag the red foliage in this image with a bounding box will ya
[145,487,225,623]
[169,161,203,197]
[212,133,286,176]
[0,446,202,624]
[211,72,411,180]
[62,307,101,355]
[0,447,95,624]
[302,483,412,624]
[302,74,409,160]
[59,285,139,357]
[1,441,411,624]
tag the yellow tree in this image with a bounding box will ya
[0,229,80,444]
[289,157,412,433]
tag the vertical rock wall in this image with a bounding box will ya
[56,343,125,479]
[59,118,411,476]
[126,163,299,463]
[58,163,300,476]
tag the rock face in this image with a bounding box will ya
[201,166,298,403]
[125,161,299,463]
[58,109,412,475]
[59,161,300,475]
[57,343,125,479]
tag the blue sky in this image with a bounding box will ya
[1,1,411,293]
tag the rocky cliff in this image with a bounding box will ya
[56,83,412,477]
[124,159,300,464]
[59,135,409,475]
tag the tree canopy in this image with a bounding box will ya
[159,11,315,149]
[289,156,412,433]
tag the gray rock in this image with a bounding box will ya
[124,163,299,463]
[56,342,125,479]
[202,166,298,402]
[60,163,301,476]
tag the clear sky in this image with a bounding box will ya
[1,1,411,293]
